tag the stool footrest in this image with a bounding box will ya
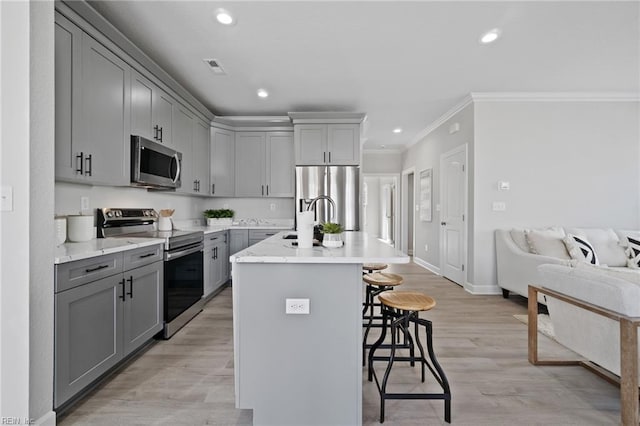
[383,393,452,401]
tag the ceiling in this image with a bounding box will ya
[87,1,639,150]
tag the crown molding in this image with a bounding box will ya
[288,112,367,124]
[212,116,293,131]
[470,92,640,102]
[407,95,473,148]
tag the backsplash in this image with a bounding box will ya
[55,182,295,221]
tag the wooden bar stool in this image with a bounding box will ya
[367,291,451,423]
[362,271,403,366]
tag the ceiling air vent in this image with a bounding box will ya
[203,58,226,75]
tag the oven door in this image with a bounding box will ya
[164,244,203,323]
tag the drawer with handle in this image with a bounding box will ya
[123,244,163,271]
[205,231,228,249]
[55,252,122,293]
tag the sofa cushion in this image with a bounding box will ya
[616,230,640,248]
[524,228,570,259]
[565,228,627,267]
[626,236,640,268]
[564,234,599,265]
[509,229,531,253]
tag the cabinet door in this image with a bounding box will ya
[229,229,249,256]
[235,132,266,197]
[193,118,211,195]
[327,124,360,165]
[219,236,229,283]
[55,276,123,408]
[203,246,215,297]
[79,34,131,185]
[122,262,163,355]
[266,132,294,197]
[153,89,174,147]
[173,104,194,193]
[130,71,155,141]
[211,127,235,196]
[295,124,327,165]
[54,13,82,181]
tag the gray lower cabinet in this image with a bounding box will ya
[229,229,249,256]
[55,247,163,408]
[204,231,229,297]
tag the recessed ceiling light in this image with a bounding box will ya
[215,9,235,25]
[257,89,269,98]
[392,128,403,134]
[380,145,386,148]
[480,28,501,44]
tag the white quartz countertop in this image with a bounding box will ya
[54,238,164,264]
[230,231,409,264]
[178,224,293,235]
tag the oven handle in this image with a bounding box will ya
[164,243,204,261]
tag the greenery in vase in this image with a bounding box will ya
[203,209,235,219]
[321,222,344,234]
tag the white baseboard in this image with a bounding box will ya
[412,257,440,275]
[465,281,502,295]
[35,411,56,426]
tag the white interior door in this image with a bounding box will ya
[440,145,467,286]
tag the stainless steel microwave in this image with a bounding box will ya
[131,135,182,189]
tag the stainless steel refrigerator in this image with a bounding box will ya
[295,166,360,231]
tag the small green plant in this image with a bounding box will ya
[321,222,344,234]
[203,209,234,219]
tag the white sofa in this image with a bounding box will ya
[537,263,640,377]
[496,227,636,300]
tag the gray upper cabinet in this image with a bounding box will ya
[54,13,82,182]
[235,132,266,197]
[78,33,131,185]
[210,127,235,196]
[174,104,194,194]
[266,133,294,197]
[153,90,174,148]
[192,118,211,196]
[235,131,294,197]
[294,123,359,166]
[130,71,154,140]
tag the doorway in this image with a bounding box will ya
[439,144,467,287]
[362,174,399,247]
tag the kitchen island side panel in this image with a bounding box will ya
[233,262,362,426]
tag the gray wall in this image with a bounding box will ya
[401,104,475,271]
[471,99,640,289]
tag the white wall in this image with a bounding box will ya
[471,99,640,290]
[1,1,55,424]
[362,151,402,174]
[362,177,380,237]
[401,104,475,272]
[56,182,295,222]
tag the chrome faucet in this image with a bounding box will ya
[306,195,337,222]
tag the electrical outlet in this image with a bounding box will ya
[285,298,310,315]
[223,203,229,209]
[81,196,89,211]
[270,203,276,211]
[424,244,428,251]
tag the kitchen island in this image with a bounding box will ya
[230,231,409,425]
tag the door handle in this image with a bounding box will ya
[85,154,92,176]
[75,152,84,175]
[328,152,331,163]
[153,125,159,140]
[159,127,163,142]
[119,278,126,301]
[212,183,215,194]
[266,185,269,196]
[126,276,133,298]
[441,222,447,226]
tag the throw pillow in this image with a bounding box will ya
[525,229,571,259]
[564,234,599,265]
[626,236,640,269]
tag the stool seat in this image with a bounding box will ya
[363,272,403,287]
[379,291,436,312]
[362,263,388,272]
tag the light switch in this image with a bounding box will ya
[498,181,510,191]
[1,186,13,211]
[492,201,506,211]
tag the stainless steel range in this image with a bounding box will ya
[97,208,204,338]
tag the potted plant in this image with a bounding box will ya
[204,209,234,226]
[321,222,344,248]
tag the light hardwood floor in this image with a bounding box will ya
[59,261,621,425]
